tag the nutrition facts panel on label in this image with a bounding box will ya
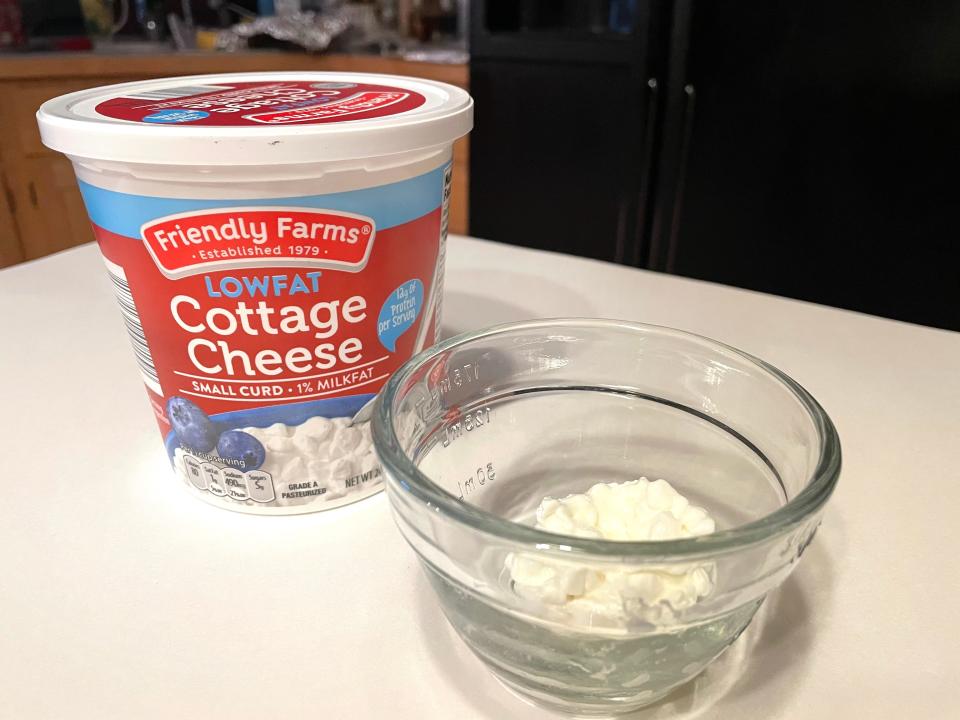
[180,452,276,503]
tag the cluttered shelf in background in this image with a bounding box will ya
[0,51,468,268]
[0,50,468,82]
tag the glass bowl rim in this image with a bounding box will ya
[372,318,841,559]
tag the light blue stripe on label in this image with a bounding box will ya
[78,166,444,239]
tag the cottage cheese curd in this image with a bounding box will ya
[506,478,716,626]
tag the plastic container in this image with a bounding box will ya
[37,72,472,514]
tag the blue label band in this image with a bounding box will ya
[79,165,445,239]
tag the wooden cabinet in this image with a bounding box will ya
[450,136,469,234]
[0,52,469,268]
[0,164,21,266]
[7,155,96,260]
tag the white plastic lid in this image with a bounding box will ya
[37,71,473,165]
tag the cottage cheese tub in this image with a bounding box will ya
[37,72,472,514]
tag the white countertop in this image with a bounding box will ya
[1,237,958,719]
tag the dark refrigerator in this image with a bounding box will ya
[469,0,960,331]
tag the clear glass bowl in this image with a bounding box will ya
[372,319,840,715]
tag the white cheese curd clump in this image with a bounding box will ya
[242,417,380,505]
[505,478,716,627]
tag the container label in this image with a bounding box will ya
[80,164,450,511]
[94,81,427,126]
[140,207,376,279]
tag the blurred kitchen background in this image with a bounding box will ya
[0,0,957,331]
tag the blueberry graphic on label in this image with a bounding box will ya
[216,430,266,472]
[377,279,424,352]
[166,396,220,453]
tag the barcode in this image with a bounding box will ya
[434,163,454,338]
[102,258,162,395]
[125,84,230,101]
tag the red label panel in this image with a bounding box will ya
[96,209,439,417]
[245,91,411,124]
[94,81,428,127]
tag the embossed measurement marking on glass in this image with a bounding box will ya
[436,361,481,396]
[441,406,492,447]
[456,462,496,499]
[415,360,483,421]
